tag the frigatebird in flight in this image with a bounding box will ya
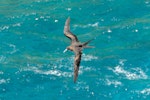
[63,17,93,83]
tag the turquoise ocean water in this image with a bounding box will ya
[0,0,150,99]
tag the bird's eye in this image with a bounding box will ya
[79,45,82,47]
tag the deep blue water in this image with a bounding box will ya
[0,0,150,100]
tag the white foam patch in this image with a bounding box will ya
[109,66,148,80]
[73,22,99,28]
[22,66,72,77]
[54,19,58,23]
[35,18,39,20]
[105,79,122,87]
[0,79,6,84]
[73,81,89,91]
[132,29,139,33]
[12,23,21,27]
[0,56,6,63]
[0,25,9,31]
[66,8,72,11]
[7,43,19,54]
[0,79,10,84]
[145,1,149,4]
[119,59,127,66]
[83,66,96,72]
[107,29,112,33]
[82,54,98,61]
[140,88,150,95]
[136,88,150,96]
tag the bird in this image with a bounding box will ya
[63,17,94,83]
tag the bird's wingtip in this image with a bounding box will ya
[66,17,70,22]
[67,16,70,19]
[73,77,77,83]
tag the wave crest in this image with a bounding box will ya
[105,79,122,87]
[73,22,99,28]
[82,54,98,61]
[21,66,72,78]
[109,66,148,80]
[140,88,150,95]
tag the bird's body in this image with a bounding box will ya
[63,17,93,83]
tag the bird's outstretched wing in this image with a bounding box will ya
[74,52,82,83]
[64,17,79,43]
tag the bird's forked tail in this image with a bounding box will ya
[82,39,94,48]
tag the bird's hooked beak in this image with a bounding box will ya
[63,48,68,53]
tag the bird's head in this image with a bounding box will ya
[63,46,72,53]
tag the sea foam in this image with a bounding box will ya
[0,25,9,32]
[0,79,7,84]
[21,66,72,78]
[82,54,98,61]
[109,65,148,80]
[105,79,122,87]
[73,22,99,28]
[140,88,150,95]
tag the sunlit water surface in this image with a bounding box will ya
[0,0,150,100]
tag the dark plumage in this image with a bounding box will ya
[63,17,93,83]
